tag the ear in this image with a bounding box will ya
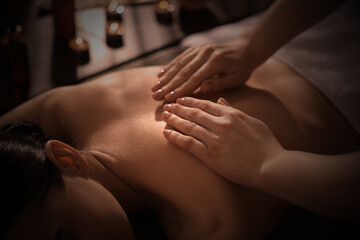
[45,140,88,177]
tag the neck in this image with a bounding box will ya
[85,150,147,213]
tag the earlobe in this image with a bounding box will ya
[45,140,88,177]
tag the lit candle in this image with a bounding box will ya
[107,0,125,21]
[106,21,124,48]
[155,0,175,24]
[68,36,90,65]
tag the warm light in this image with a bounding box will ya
[167,4,175,12]
[15,25,22,32]
[109,22,119,33]
[75,37,84,46]
[159,0,168,9]
[116,5,125,14]
[108,0,119,12]
[68,36,89,56]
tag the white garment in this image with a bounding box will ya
[273,0,360,134]
[182,0,360,134]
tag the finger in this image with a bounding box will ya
[163,129,207,160]
[217,97,231,106]
[152,52,198,100]
[163,103,219,130]
[176,97,227,117]
[162,48,215,101]
[159,47,194,77]
[153,47,195,91]
[161,56,208,101]
[167,60,221,101]
[162,110,216,144]
[200,72,247,93]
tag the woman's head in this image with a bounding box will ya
[0,121,134,239]
[0,121,64,238]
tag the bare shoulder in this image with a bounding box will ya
[0,86,72,141]
[89,66,162,89]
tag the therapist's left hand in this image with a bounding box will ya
[161,97,283,188]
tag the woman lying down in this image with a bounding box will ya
[1,56,359,239]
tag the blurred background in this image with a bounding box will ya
[1,1,360,239]
[0,0,274,114]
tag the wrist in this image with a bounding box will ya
[256,146,288,192]
[237,23,277,71]
[234,34,261,73]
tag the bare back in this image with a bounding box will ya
[2,59,359,239]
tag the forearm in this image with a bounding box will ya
[241,0,345,68]
[259,150,360,223]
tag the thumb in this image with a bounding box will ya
[200,73,245,93]
[217,97,231,106]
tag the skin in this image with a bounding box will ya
[162,97,360,223]
[4,140,136,240]
[5,173,135,240]
[152,0,346,102]
[157,0,358,223]
[1,59,359,239]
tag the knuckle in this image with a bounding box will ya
[216,119,232,134]
[188,109,200,121]
[183,97,192,105]
[216,111,245,134]
[172,103,180,114]
[175,61,184,69]
[185,121,196,133]
[228,112,238,122]
[183,137,194,149]
[168,130,178,141]
[203,44,215,54]
[227,110,242,122]
[192,72,202,81]
[161,85,170,93]
[179,66,194,78]
[178,68,190,78]
[212,52,224,61]
[199,102,209,111]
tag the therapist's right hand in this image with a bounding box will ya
[152,38,256,101]
[162,97,284,188]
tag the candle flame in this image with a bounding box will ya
[15,25,22,32]
[75,37,84,45]
[167,4,175,12]
[116,5,125,14]
[110,22,119,32]
[108,0,119,12]
[159,0,168,9]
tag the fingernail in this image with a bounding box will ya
[165,91,175,101]
[163,104,172,111]
[177,97,185,104]
[162,111,172,119]
[152,88,163,100]
[152,81,161,91]
[202,82,213,93]
[163,129,171,137]
[158,68,166,77]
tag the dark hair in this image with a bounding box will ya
[0,121,64,238]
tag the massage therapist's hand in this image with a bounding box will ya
[161,97,283,188]
[152,39,255,102]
